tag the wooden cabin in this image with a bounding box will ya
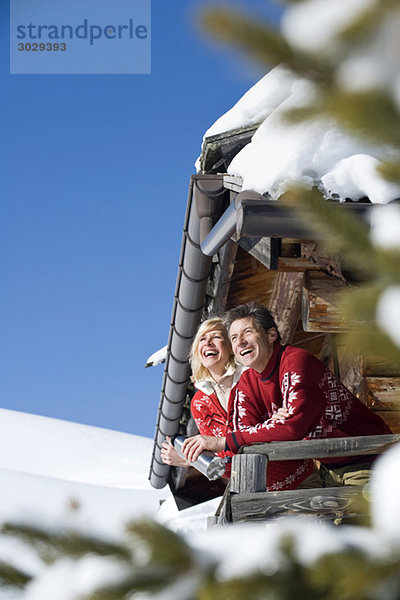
[148,124,400,522]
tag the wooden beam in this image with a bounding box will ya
[301,242,345,280]
[238,236,280,270]
[208,239,238,316]
[269,272,304,344]
[278,256,321,272]
[358,377,400,410]
[223,174,244,193]
[241,434,400,461]
[230,487,366,523]
[230,454,267,494]
[373,412,400,434]
[302,270,350,332]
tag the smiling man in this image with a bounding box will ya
[222,302,392,487]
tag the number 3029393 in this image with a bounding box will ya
[18,42,67,51]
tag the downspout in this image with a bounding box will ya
[149,174,227,489]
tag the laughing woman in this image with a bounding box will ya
[160,317,242,476]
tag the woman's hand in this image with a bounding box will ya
[181,435,225,463]
[161,437,190,467]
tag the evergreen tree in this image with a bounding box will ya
[200,0,400,366]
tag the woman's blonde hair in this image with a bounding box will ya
[189,317,235,382]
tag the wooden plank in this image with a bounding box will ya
[278,257,321,272]
[223,174,244,193]
[269,272,304,344]
[364,358,400,377]
[208,239,238,317]
[358,377,400,410]
[301,242,345,280]
[238,236,280,270]
[241,434,400,460]
[230,487,366,523]
[226,246,278,308]
[213,482,232,525]
[200,126,258,174]
[302,270,351,332]
[230,454,267,494]
[374,411,400,434]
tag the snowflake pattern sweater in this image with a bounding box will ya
[226,342,391,469]
[191,364,314,490]
[190,367,242,478]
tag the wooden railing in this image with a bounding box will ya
[211,434,400,526]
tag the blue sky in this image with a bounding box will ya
[1,1,281,438]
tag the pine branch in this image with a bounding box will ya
[377,160,400,184]
[83,565,184,600]
[338,0,399,47]
[126,520,194,572]
[285,89,400,151]
[310,549,400,600]
[0,561,32,590]
[282,187,400,282]
[281,188,378,277]
[338,284,400,365]
[1,523,131,564]
[325,90,400,149]
[200,7,333,85]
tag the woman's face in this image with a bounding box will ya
[197,327,231,377]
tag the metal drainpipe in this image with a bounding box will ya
[149,175,226,489]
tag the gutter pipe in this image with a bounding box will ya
[201,190,371,256]
[149,175,226,489]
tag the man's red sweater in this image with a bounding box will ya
[191,378,314,491]
[226,342,391,466]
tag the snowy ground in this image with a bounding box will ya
[0,409,172,539]
[1,411,400,599]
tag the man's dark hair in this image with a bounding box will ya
[223,302,281,340]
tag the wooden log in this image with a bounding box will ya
[302,270,351,332]
[269,272,304,344]
[278,257,321,272]
[222,174,244,193]
[301,242,345,280]
[241,434,400,461]
[230,487,366,523]
[230,454,267,494]
[364,358,400,377]
[357,377,400,410]
[213,482,232,525]
[373,411,400,434]
[208,239,238,317]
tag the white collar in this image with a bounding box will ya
[195,363,245,395]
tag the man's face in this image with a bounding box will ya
[229,317,277,373]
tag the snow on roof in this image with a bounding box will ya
[282,0,400,100]
[198,0,400,204]
[144,344,167,368]
[200,66,400,203]
[202,66,298,138]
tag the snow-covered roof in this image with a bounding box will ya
[199,66,400,203]
[197,0,400,204]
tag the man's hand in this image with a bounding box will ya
[269,407,290,423]
[181,435,225,463]
[161,437,190,467]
